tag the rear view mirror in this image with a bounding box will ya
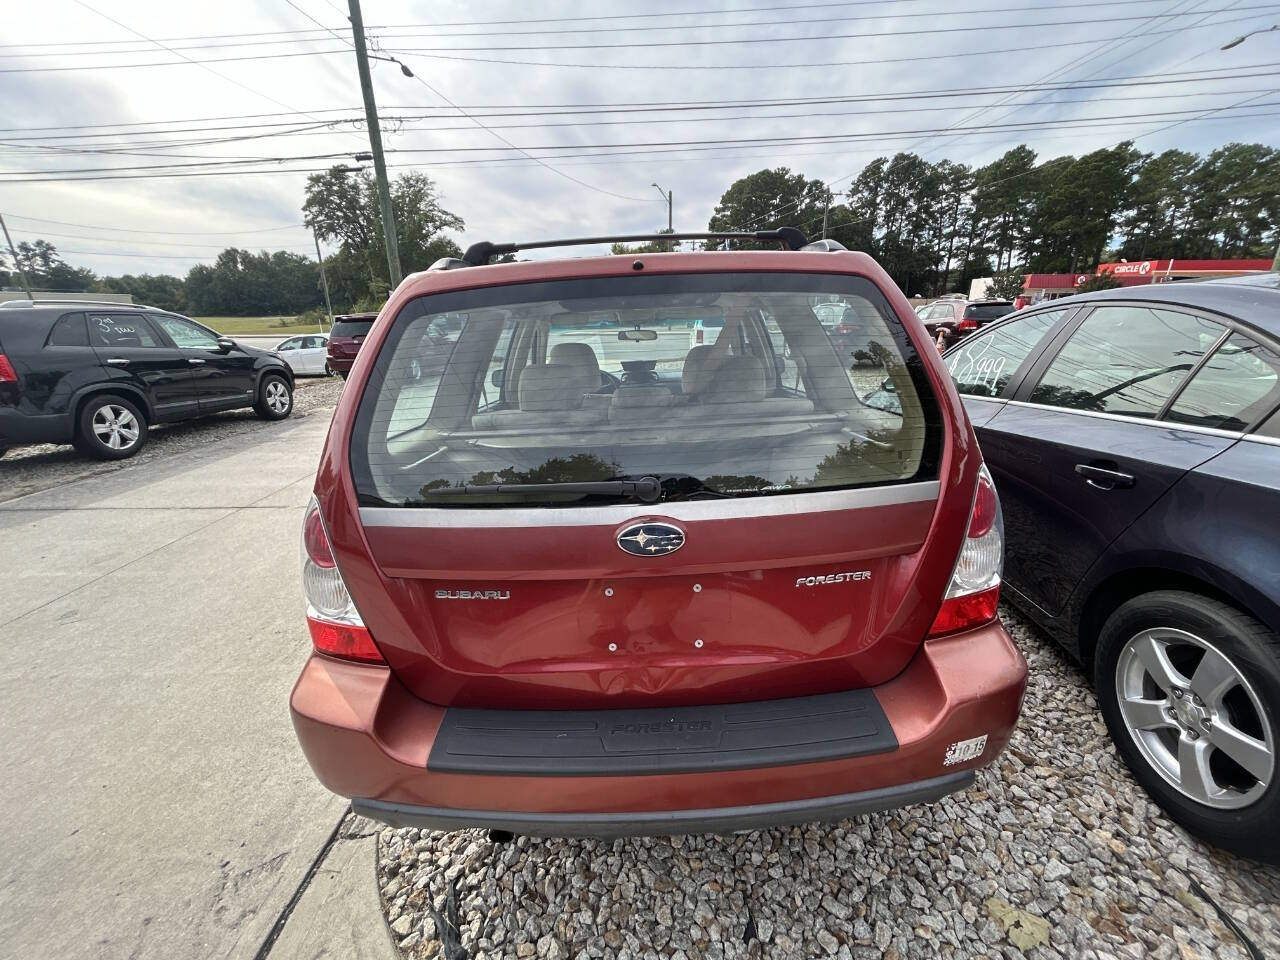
[618,329,658,342]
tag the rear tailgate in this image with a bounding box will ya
[326,259,974,710]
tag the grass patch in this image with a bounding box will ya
[195,316,330,337]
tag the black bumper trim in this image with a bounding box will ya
[353,770,973,838]
[428,687,897,777]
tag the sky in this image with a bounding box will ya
[1,0,1278,278]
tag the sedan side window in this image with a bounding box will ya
[945,309,1064,398]
[277,339,298,351]
[153,314,220,350]
[1029,306,1223,419]
[1166,333,1280,431]
[88,314,163,348]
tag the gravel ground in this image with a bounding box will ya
[0,377,342,503]
[376,606,1280,960]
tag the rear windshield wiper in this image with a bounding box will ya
[428,477,662,503]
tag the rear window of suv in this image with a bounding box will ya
[331,319,374,338]
[963,303,1013,321]
[350,272,943,507]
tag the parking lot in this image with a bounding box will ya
[1,384,1276,960]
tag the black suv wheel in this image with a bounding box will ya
[74,394,148,460]
[1095,591,1280,863]
[254,372,293,421]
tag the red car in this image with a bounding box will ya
[324,313,377,379]
[291,229,1027,837]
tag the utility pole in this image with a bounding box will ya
[651,183,673,250]
[821,202,831,240]
[313,231,335,331]
[0,213,34,300]
[348,0,402,288]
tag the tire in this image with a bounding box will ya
[254,372,293,421]
[74,394,148,460]
[324,363,334,377]
[1094,590,1280,863]
[338,370,348,381]
[0,447,7,459]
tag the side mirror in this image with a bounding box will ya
[216,337,236,352]
[490,369,505,388]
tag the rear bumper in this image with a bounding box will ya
[0,407,73,447]
[326,356,354,373]
[290,620,1026,836]
[355,771,973,838]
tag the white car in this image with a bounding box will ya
[275,334,331,376]
[688,315,726,349]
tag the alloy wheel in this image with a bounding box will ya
[265,380,290,414]
[91,404,141,451]
[1116,627,1274,809]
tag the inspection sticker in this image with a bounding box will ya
[943,735,988,766]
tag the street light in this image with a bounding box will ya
[369,53,414,77]
[1222,23,1276,49]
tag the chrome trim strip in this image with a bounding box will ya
[359,480,941,528]
[1242,434,1280,448]
[1001,399,1246,440]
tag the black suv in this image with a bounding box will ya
[0,300,294,460]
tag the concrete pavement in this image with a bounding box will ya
[0,413,395,959]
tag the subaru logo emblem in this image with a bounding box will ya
[617,522,685,557]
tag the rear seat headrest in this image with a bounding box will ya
[704,355,768,404]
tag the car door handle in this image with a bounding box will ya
[1074,463,1135,490]
[105,357,129,366]
[188,358,206,365]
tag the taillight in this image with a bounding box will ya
[0,354,17,383]
[695,328,704,344]
[956,317,979,333]
[300,496,384,664]
[929,464,1003,637]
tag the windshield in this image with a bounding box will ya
[350,272,942,507]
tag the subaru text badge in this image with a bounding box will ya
[617,522,685,557]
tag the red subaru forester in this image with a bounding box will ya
[290,229,1027,837]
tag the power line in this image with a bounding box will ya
[382,16,1279,70]
[39,248,267,260]
[0,0,1185,53]
[382,5,1280,52]
[5,103,1277,183]
[394,67,655,203]
[8,102,1276,176]
[5,81,1274,158]
[2,213,307,236]
[9,15,1271,73]
[3,62,1274,136]
[732,4,1269,229]
[4,226,315,249]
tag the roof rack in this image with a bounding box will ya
[457,227,829,267]
[0,298,157,310]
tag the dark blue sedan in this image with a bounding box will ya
[943,274,1280,862]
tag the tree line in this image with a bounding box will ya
[0,167,464,316]
[3,141,1275,312]
[705,141,1278,296]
